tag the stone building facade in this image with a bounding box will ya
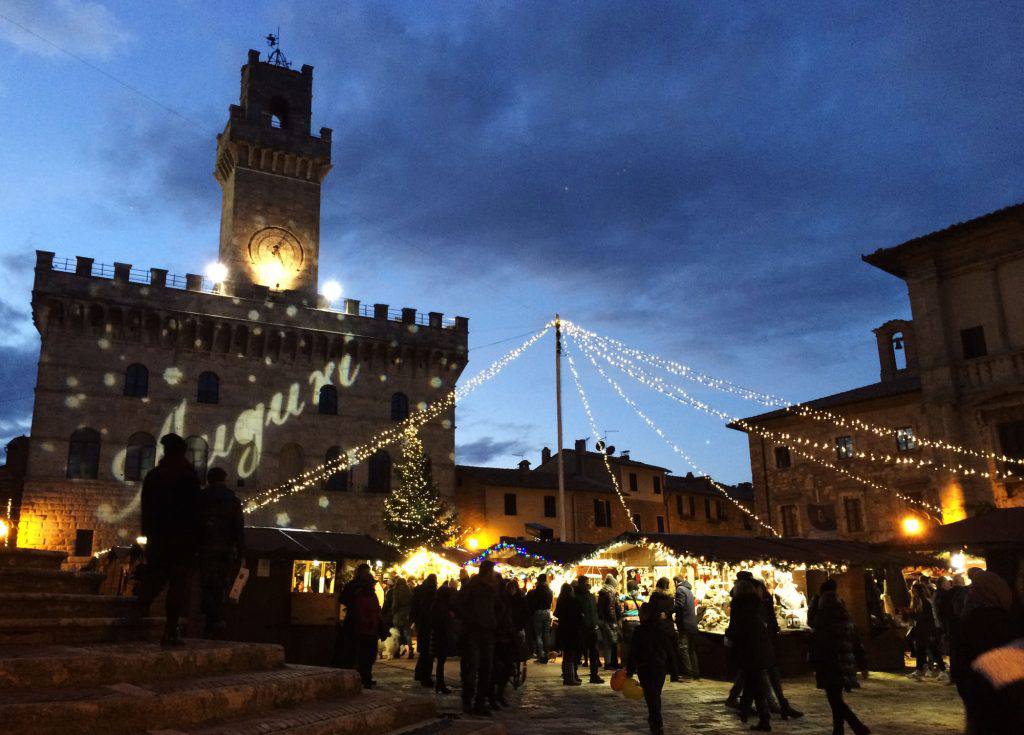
[454,439,754,545]
[16,50,468,558]
[731,203,1024,542]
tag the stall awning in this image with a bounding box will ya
[243,527,401,563]
[477,539,600,567]
[887,507,1024,552]
[598,533,934,567]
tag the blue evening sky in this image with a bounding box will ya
[2,1,1023,483]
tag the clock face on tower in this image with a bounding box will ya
[248,227,305,288]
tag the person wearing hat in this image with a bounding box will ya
[137,433,202,647]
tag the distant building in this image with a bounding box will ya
[731,203,1024,541]
[455,438,754,545]
[16,50,468,558]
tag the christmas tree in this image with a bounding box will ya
[384,428,461,552]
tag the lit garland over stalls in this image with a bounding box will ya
[384,428,460,552]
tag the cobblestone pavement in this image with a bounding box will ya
[372,657,964,735]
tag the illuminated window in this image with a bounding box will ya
[390,392,409,421]
[278,443,304,485]
[197,371,220,404]
[629,473,638,491]
[368,451,392,492]
[594,499,612,528]
[961,326,987,360]
[774,446,791,469]
[318,385,338,415]
[544,495,556,517]
[291,560,337,594]
[504,493,518,516]
[653,476,662,494]
[896,427,918,452]
[186,436,209,478]
[324,446,350,491]
[124,432,156,481]
[124,363,148,397]
[67,428,100,479]
[835,436,854,460]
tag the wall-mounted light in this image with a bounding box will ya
[321,280,343,303]
[901,515,923,536]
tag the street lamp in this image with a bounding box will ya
[206,262,228,285]
[321,280,343,304]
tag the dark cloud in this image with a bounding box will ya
[457,435,533,465]
[0,343,38,446]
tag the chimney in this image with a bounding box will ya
[574,438,586,475]
[620,450,630,460]
[518,459,531,480]
[541,447,551,464]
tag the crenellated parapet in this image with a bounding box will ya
[31,250,468,378]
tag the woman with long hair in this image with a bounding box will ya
[907,581,946,680]
[554,582,583,686]
[725,579,772,732]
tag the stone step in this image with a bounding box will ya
[0,592,135,619]
[0,664,361,735]
[0,616,165,646]
[0,640,286,690]
[0,548,67,571]
[177,688,438,735]
[0,568,104,594]
[388,717,508,735]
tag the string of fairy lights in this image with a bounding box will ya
[563,351,639,532]
[567,321,1024,471]
[570,330,944,517]
[244,326,552,513]
[567,337,783,537]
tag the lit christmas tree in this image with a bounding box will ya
[384,428,460,552]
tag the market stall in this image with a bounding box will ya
[467,539,599,590]
[384,546,472,586]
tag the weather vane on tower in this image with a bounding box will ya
[264,29,291,68]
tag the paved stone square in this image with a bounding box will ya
[372,657,964,735]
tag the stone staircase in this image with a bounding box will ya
[0,548,504,735]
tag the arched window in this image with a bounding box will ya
[67,428,101,479]
[124,432,156,481]
[325,446,350,492]
[318,385,338,415]
[390,392,409,422]
[891,331,907,371]
[268,96,289,129]
[368,450,392,493]
[278,443,305,485]
[186,436,209,478]
[124,363,149,397]
[197,371,219,404]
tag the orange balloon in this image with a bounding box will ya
[610,669,628,691]
[622,679,644,700]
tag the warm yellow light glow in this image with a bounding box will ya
[902,515,923,536]
[466,536,480,550]
[255,260,288,289]
[950,552,966,573]
[135,535,147,546]
[321,280,343,303]
[0,519,9,540]
[206,262,228,284]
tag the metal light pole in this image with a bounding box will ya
[555,314,567,542]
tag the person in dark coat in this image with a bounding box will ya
[575,575,604,683]
[336,563,384,688]
[457,560,501,715]
[961,636,1024,735]
[649,578,681,678]
[382,576,413,658]
[756,579,802,718]
[197,466,245,639]
[956,567,1016,730]
[907,580,946,680]
[725,579,772,732]
[627,603,670,735]
[430,581,456,694]
[808,583,869,735]
[491,578,520,708]
[527,573,554,663]
[137,433,202,648]
[554,582,583,686]
[411,574,438,686]
[597,574,623,670]
[672,575,699,680]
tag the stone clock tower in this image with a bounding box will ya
[215,49,332,299]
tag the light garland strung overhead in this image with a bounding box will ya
[467,540,572,568]
[567,337,782,537]
[564,350,639,532]
[565,320,1024,471]
[575,334,944,517]
[244,325,552,513]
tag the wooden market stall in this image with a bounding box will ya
[227,527,401,665]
